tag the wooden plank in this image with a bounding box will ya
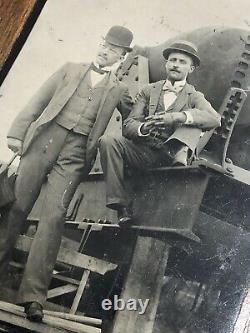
[45,300,82,316]
[70,270,90,315]
[0,286,87,316]
[0,310,69,333]
[53,274,80,286]
[43,315,101,333]
[43,311,102,327]
[58,246,116,275]
[142,244,170,333]
[9,262,81,283]
[47,285,78,299]
[15,235,117,274]
[112,237,170,333]
[0,301,101,333]
[61,236,79,251]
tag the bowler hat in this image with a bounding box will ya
[104,26,133,52]
[163,40,200,67]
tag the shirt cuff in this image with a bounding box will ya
[183,111,194,125]
[138,123,150,136]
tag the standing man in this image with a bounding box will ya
[100,40,221,226]
[0,26,133,321]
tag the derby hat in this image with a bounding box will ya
[163,40,200,67]
[104,25,133,52]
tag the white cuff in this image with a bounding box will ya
[138,123,150,136]
[183,111,194,125]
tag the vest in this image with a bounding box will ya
[144,90,179,148]
[56,70,109,136]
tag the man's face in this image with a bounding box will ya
[165,52,195,82]
[95,40,125,68]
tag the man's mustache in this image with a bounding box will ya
[98,53,107,60]
[170,69,180,73]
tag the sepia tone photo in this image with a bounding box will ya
[0,0,250,332]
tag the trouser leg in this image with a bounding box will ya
[17,132,87,306]
[0,124,68,280]
[167,126,202,153]
[99,135,167,209]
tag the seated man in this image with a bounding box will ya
[99,40,221,226]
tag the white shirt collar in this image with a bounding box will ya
[165,79,186,87]
[93,61,122,73]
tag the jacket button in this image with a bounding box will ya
[88,97,92,101]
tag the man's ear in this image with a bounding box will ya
[189,65,195,74]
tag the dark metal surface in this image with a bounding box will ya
[198,87,247,168]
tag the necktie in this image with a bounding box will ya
[91,63,108,75]
[162,81,185,110]
[163,81,185,94]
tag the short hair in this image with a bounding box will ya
[167,51,194,66]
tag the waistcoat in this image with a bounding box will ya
[56,70,109,136]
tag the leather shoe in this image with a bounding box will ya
[24,302,44,322]
[117,206,133,228]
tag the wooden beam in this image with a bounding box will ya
[9,262,82,286]
[15,235,117,274]
[61,236,79,251]
[52,274,80,286]
[43,311,102,327]
[70,270,90,315]
[0,310,69,333]
[47,285,78,299]
[111,170,208,333]
[0,286,87,316]
[112,237,170,333]
[0,301,101,333]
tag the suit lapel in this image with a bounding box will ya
[85,72,120,166]
[148,81,165,116]
[39,64,90,125]
[94,72,117,122]
[55,64,90,108]
[93,72,117,129]
[167,83,193,112]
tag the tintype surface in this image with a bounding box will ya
[0,1,250,333]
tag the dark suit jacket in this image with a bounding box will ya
[123,80,221,150]
[8,62,132,172]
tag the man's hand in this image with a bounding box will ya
[140,120,157,135]
[145,112,187,129]
[7,138,23,155]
